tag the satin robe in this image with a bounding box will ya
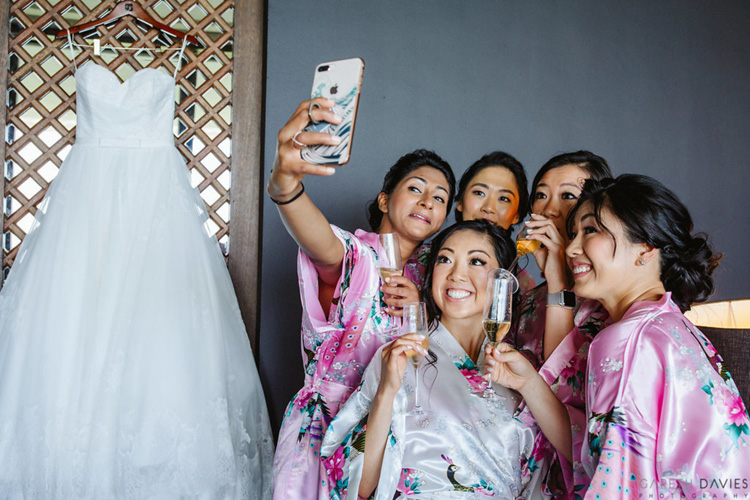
[321,323,544,499]
[507,283,611,498]
[583,293,750,498]
[272,226,428,500]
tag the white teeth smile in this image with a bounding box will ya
[573,265,591,274]
[411,213,429,223]
[447,289,470,299]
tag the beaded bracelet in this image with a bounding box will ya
[269,183,305,205]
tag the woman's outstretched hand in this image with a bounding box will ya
[267,98,343,200]
[381,276,421,317]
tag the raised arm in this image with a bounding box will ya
[486,342,572,462]
[524,215,575,358]
[359,334,427,498]
[267,98,348,286]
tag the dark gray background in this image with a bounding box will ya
[258,0,750,433]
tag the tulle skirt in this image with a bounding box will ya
[0,143,274,499]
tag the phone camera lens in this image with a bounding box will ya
[318,65,329,72]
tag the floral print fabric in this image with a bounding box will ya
[272,227,429,500]
[321,323,543,499]
[508,282,611,499]
[583,293,750,498]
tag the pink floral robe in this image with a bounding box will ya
[507,283,611,499]
[272,226,429,500]
[582,293,750,498]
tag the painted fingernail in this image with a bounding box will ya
[325,167,336,174]
[494,347,502,355]
[486,367,494,373]
[486,359,496,366]
[385,277,391,283]
[331,135,343,144]
[415,335,426,340]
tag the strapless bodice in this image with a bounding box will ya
[74,63,175,147]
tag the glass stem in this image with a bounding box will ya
[414,363,421,410]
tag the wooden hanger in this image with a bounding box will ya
[56,1,199,46]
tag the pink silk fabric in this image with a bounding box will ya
[583,293,750,498]
[272,226,428,500]
[508,283,611,499]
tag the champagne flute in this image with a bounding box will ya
[480,268,518,398]
[402,302,430,415]
[507,222,542,272]
[377,233,403,281]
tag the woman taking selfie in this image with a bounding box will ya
[454,150,536,291]
[268,98,456,499]
[488,174,750,497]
[322,220,554,499]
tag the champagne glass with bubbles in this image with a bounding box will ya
[402,302,430,415]
[480,268,518,398]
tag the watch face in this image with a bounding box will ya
[561,291,576,308]
[548,291,576,308]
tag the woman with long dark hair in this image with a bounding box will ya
[504,151,613,497]
[321,220,554,499]
[488,174,750,497]
[268,98,456,499]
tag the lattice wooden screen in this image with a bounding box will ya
[3,0,235,278]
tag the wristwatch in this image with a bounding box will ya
[547,290,575,309]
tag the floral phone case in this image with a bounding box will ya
[301,58,364,166]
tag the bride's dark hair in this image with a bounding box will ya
[422,219,516,329]
[566,174,721,312]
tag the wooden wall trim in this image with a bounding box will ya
[228,0,266,357]
[0,0,10,292]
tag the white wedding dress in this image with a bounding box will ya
[0,56,273,499]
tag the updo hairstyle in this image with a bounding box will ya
[566,174,721,312]
[366,149,456,232]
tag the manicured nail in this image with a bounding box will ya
[415,335,426,340]
[494,347,502,355]
[385,277,391,283]
[325,167,336,174]
[331,135,343,144]
[486,359,496,366]
[486,366,494,373]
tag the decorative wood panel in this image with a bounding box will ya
[3,0,236,278]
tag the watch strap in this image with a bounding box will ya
[547,290,575,309]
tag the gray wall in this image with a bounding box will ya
[259,0,750,432]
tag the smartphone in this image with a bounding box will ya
[301,58,364,166]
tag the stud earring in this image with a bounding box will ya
[637,258,646,266]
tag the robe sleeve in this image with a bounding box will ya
[586,318,750,497]
[321,344,408,500]
[297,225,372,332]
